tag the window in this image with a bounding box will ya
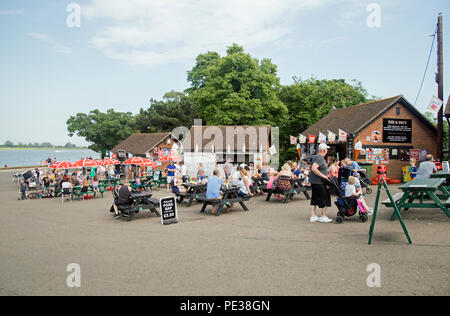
[396,106,401,116]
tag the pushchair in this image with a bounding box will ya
[329,177,369,224]
[355,170,372,194]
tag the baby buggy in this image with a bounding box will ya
[329,177,369,224]
[355,170,372,194]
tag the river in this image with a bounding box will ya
[0,149,101,167]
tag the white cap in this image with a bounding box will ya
[318,143,330,151]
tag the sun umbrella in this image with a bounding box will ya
[122,157,157,167]
[157,153,182,162]
[49,161,73,169]
[72,158,101,168]
[100,158,121,166]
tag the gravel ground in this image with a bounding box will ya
[0,171,448,296]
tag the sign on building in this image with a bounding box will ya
[382,119,412,143]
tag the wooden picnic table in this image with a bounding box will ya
[72,185,97,200]
[197,185,250,216]
[265,177,311,204]
[177,183,206,207]
[114,191,160,222]
[382,178,450,220]
[431,171,450,188]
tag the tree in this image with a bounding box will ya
[3,140,14,147]
[40,142,54,148]
[186,44,288,127]
[135,91,198,134]
[278,77,370,162]
[64,143,77,148]
[67,109,135,158]
[424,111,448,149]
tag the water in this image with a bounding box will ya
[0,149,101,167]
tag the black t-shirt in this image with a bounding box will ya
[118,185,132,205]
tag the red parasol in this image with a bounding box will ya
[100,158,121,166]
[72,158,101,168]
[122,157,157,167]
[157,153,182,162]
[49,161,73,169]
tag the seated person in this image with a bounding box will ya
[345,176,373,215]
[80,180,90,195]
[291,163,302,178]
[172,174,186,194]
[61,179,73,195]
[237,169,253,198]
[134,176,142,188]
[231,166,242,187]
[113,180,133,219]
[276,164,292,191]
[256,164,269,181]
[206,170,223,214]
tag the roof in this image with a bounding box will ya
[183,125,271,152]
[445,95,450,117]
[111,132,174,155]
[301,95,437,137]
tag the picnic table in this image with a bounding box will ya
[382,178,450,220]
[177,183,206,207]
[196,186,250,216]
[431,171,450,189]
[72,185,97,200]
[114,191,160,222]
[265,177,311,204]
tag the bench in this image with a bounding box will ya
[382,192,404,207]
[196,188,250,216]
[265,177,311,204]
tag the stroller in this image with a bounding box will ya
[329,177,369,224]
[355,170,372,194]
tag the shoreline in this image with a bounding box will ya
[0,147,89,151]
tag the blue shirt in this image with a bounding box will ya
[292,168,302,178]
[206,176,223,199]
[167,164,176,177]
[350,161,361,171]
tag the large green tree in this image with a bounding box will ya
[135,91,198,133]
[278,77,370,162]
[67,109,135,158]
[186,44,288,126]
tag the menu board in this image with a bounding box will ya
[383,119,412,143]
[160,196,178,225]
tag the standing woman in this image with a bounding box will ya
[309,144,332,223]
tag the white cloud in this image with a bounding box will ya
[28,33,72,54]
[83,0,330,65]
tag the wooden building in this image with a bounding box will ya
[111,132,180,169]
[301,95,438,180]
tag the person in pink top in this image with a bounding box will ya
[328,158,340,178]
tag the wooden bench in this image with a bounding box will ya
[196,187,250,216]
[381,192,404,207]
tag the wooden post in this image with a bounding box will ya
[437,14,444,160]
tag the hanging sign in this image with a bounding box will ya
[427,96,443,113]
[299,134,307,144]
[308,135,316,143]
[338,129,348,142]
[382,119,412,143]
[290,136,298,145]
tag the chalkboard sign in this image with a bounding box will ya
[160,196,178,225]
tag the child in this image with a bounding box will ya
[19,181,28,200]
[345,176,373,215]
[92,176,99,193]
[408,159,418,180]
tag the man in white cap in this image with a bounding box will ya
[309,143,332,223]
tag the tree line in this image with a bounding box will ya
[67,44,373,160]
[1,141,79,148]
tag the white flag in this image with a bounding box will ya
[338,129,348,142]
[299,134,307,144]
[428,96,443,113]
[327,131,336,142]
[318,132,327,144]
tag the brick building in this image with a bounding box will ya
[301,95,438,180]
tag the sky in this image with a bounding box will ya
[0,0,449,146]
